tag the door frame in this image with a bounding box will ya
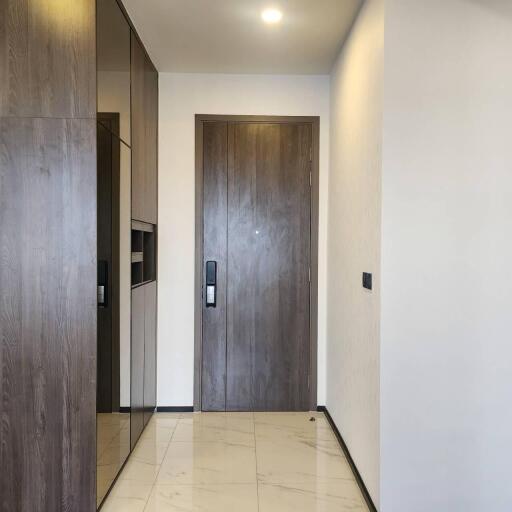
[194,114,320,411]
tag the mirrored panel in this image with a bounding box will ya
[97,0,131,145]
[97,123,132,508]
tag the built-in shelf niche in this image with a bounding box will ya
[131,220,156,287]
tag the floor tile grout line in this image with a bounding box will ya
[141,414,182,511]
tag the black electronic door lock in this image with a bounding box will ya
[205,261,217,308]
[98,260,108,307]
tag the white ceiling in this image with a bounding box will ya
[122,0,363,74]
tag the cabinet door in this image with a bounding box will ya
[131,33,158,224]
[131,34,146,223]
[143,282,157,426]
[144,58,158,224]
[0,0,95,118]
[131,285,145,449]
[0,118,96,510]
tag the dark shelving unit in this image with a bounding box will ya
[131,221,156,288]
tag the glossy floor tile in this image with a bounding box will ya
[101,412,368,511]
[97,412,130,506]
[145,484,258,512]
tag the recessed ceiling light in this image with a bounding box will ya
[261,8,283,24]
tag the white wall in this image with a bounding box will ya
[326,0,383,506]
[381,1,512,510]
[158,73,330,406]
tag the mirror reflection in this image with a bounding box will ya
[97,0,131,145]
[96,0,132,506]
[96,129,131,507]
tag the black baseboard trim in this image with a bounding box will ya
[317,406,378,512]
[156,406,194,412]
[119,406,131,413]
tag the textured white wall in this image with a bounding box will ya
[158,73,330,406]
[326,0,383,506]
[381,1,512,510]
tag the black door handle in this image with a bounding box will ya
[205,261,216,308]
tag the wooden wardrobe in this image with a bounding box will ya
[0,0,158,509]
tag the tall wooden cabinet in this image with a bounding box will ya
[0,1,97,510]
[1,0,158,509]
[130,31,158,449]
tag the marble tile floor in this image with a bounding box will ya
[101,411,369,512]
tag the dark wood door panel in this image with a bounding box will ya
[226,123,311,411]
[0,117,97,511]
[201,122,228,411]
[226,123,258,411]
[131,285,145,449]
[143,281,157,425]
[200,120,312,412]
[0,0,96,118]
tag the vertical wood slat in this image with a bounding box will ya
[226,123,257,411]
[0,118,97,511]
[201,122,228,411]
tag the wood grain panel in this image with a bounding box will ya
[131,33,146,222]
[251,123,311,411]
[201,122,228,411]
[130,285,145,449]
[0,117,97,511]
[143,281,157,425]
[0,0,96,118]
[226,123,257,411]
[226,123,311,411]
[131,34,158,224]
[143,59,158,224]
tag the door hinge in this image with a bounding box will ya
[309,146,313,162]
[308,375,310,390]
[308,267,311,282]
[309,171,312,187]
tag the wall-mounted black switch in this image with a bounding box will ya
[363,272,373,290]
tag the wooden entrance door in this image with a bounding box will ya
[199,118,315,411]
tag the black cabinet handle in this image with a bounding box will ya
[205,261,216,308]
